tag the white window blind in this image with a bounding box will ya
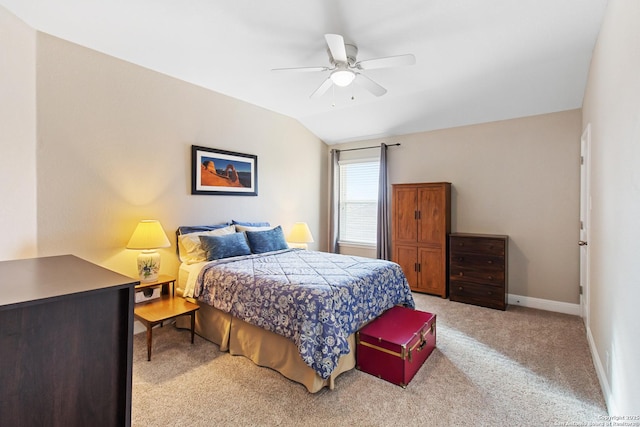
[339,160,379,245]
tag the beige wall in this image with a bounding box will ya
[335,110,582,305]
[581,0,640,414]
[0,6,38,261]
[30,31,326,279]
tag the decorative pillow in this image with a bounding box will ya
[199,232,251,261]
[232,220,271,227]
[234,224,275,232]
[245,225,289,254]
[178,225,236,264]
[177,223,231,235]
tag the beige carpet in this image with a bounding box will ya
[131,293,607,426]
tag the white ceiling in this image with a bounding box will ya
[1,0,608,144]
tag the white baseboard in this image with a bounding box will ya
[586,325,613,415]
[133,319,176,335]
[507,294,581,316]
[134,320,146,335]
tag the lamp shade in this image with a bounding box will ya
[126,220,170,250]
[287,222,314,244]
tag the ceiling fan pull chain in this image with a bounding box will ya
[331,84,336,107]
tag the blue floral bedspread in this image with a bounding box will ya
[194,249,414,379]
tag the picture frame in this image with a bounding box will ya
[191,145,258,196]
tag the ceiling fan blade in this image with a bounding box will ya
[310,77,334,98]
[325,34,348,63]
[272,66,329,73]
[356,54,416,70]
[355,73,387,97]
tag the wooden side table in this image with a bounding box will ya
[135,274,177,297]
[134,294,200,361]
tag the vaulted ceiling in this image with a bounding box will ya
[1,0,608,144]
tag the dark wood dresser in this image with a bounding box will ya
[0,255,138,427]
[449,233,508,310]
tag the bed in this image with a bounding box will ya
[174,222,414,392]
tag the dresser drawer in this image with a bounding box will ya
[449,253,505,271]
[450,236,505,256]
[449,263,505,286]
[449,280,506,310]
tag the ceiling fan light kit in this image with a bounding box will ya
[273,33,415,99]
[330,69,356,87]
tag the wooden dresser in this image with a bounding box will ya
[392,182,451,298]
[449,233,508,310]
[0,255,138,426]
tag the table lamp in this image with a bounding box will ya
[126,220,171,283]
[287,222,314,249]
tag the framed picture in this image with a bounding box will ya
[191,145,258,196]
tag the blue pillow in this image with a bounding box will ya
[199,233,251,260]
[232,220,271,227]
[245,226,289,254]
[177,223,230,236]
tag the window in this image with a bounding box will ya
[338,160,379,245]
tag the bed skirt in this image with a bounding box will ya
[175,300,356,393]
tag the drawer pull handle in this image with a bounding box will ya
[487,276,493,280]
[458,272,464,276]
[487,260,493,264]
[458,286,463,291]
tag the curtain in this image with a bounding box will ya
[329,149,340,253]
[376,143,390,260]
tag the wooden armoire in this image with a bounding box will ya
[392,182,451,297]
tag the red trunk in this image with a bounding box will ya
[356,306,436,387]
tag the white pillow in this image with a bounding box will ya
[178,225,236,264]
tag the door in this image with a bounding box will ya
[393,187,418,243]
[395,245,418,290]
[417,186,444,245]
[579,124,591,326]
[418,246,445,296]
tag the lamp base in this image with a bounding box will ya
[137,250,161,283]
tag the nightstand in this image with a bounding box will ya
[135,274,177,297]
[133,275,200,361]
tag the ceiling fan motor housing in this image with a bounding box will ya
[328,43,358,67]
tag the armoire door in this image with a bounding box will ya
[394,245,418,290]
[393,187,418,244]
[418,186,446,245]
[418,246,445,295]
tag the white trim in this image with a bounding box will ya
[134,320,146,335]
[507,294,581,316]
[337,241,376,249]
[586,326,614,415]
[337,157,379,165]
[580,123,592,327]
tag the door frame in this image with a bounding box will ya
[580,123,592,326]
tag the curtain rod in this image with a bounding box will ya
[336,143,400,153]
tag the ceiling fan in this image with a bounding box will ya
[273,34,416,98]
